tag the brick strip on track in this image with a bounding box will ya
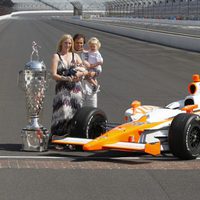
[0,158,199,170]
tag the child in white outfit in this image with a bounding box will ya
[83,37,103,92]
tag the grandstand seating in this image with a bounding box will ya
[11,0,200,19]
[12,0,105,11]
[0,0,13,15]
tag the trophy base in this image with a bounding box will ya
[21,127,49,152]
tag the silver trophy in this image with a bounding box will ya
[18,41,49,151]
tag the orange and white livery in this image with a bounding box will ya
[52,74,200,160]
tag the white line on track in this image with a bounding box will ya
[0,155,199,160]
[0,156,68,160]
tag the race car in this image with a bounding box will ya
[52,74,200,160]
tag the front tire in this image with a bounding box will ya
[70,106,107,139]
[169,113,200,160]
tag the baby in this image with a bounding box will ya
[83,37,103,92]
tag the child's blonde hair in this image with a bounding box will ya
[87,37,101,49]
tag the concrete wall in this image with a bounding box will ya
[66,18,200,52]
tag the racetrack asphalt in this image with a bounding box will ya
[0,14,200,200]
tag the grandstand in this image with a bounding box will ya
[0,0,13,15]
[11,0,200,20]
[12,0,105,11]
[12,0,71,10]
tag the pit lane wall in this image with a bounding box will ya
[1,11,200,52]
[0,13,11,20]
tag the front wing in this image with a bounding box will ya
[52,137,161,156]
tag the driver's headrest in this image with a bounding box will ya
[188,74,200,95]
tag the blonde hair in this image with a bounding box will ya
[57,34,74,53]
[87,37,101,49]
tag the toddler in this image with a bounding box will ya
[83,37,103,92]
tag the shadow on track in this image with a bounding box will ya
[0,143,22,152]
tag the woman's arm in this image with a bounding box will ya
[51,54,60,80]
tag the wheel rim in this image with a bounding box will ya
[188,126,200,153]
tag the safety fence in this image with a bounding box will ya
[105,0,200,20]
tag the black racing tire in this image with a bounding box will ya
[69,106,107,139]
[169,113,200,160]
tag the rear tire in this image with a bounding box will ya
[169,113,200,160]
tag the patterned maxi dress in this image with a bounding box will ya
[51,54,83,136]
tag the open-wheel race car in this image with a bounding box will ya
[52,74,200,160]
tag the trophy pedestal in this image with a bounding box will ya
[21,127,49,152]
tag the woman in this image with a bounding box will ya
[50,34,88,137]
